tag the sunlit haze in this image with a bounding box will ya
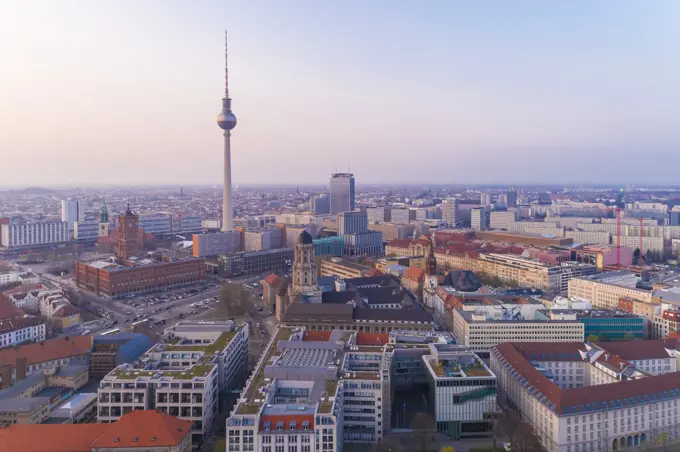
[1,0,679,186]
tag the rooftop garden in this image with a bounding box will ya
[163,329,238,353]
[429,359,490,378]
[235,327,294,415]
[318,379,338,414]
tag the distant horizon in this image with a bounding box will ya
[2,2,679,186]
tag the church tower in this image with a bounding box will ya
[291,230,319,295]
[117,203,140,260]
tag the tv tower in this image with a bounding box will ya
[217,30,237,231]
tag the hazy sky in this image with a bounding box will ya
[1,1,679,187]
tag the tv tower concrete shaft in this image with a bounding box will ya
[216,30,237,231]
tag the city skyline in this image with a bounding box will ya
[1,1,680,186]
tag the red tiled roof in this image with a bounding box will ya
[91,410,191,448]
[494,342,680,415]
[364,268,383,277]
[53,304,80,317]
[262,273,284,287]
[0,424,105,452]
[259,415,314,432]
[0,298,24,320]
[303,331,331,342]
[594,339,679,360]
[356,332,389,346]
[0,335,92,368]
[402,267,425,282]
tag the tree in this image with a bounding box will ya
[586,335,599,342]
[218,283,253,318]
[498,410,544,452]
[372,437,398,452]
[634,248,641,265]
[409,412,435,452]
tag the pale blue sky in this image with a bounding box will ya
[1,0,679,186]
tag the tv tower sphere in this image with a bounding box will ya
[217,101,237,130]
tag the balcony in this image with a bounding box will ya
[181,394,191,404]
[111,394,122,403]
[99,394,110,403]
[192,407,203,417]
[169,407,179,417]
[157,394,168,403]
[123,394,133,403]
[98,407,110,417]
[192,395,203,404]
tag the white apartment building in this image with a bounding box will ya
[491,340,680,452]
[565,230,611,246]
[613,234,665,256]
[276,213,328,225]
[506,221,565,237]
[0,269,36,286]
[471,207,489,231]
[0,317,46,349]
[98,321,248,446]
[568,273,653,309]
[0,221,69,249]
[489,210,518,230]
[544,217,596,229]
[452,309,584,354]
[441,199,459,227]
[4,285,62,313]
[192,231,241,257]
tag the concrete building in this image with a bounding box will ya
[480,192,492,206]
[489,210,518,230]
[491,340,680,452]
[568,272,653,309]
[367,207,387,224]
[451,308,584,355]
[330,173,355,214]
[571,245,634,270]
[368,222,416,242]
[226,327,467,449]
[471,207,489,231]
[0,410,192,452]
[441,199,459,227]
[243,228,283,252]
[565,230,611,246]
[219,248,293,278]
[0,220,69,249]
[310,194,330,214]
[337,211,367,235]
[506,221,565,237]
[73,221,106,243]
[537,309,645,341]
[613,234,665,257]
[319,258,374,279]
[389,208,411,225]
[61,198,84,230]
[90,333,154,378]
[192,231,241,257]
[343,230,383,256]
[98,321,248,445]
[313,237,344,258]
[0,317,46,349]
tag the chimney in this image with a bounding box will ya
[15,357,27,381]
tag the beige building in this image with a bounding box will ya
[568,273,653,309]
[613,234,665,256]
[489,210,518,230]
[565,230,611,246]
[319,258,373,279]
[452,309,584,354]
[368,222,416,242]
[506,221,565,237]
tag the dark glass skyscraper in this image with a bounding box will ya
[330,173,355,214]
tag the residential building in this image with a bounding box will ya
[276,213,328,226]
[389,208,411,225]
[441,199,459,227]
[330,173,355,214]
[0,410,192,452]
[452,308,584,355]
[0,317,46,349]
[226,327,463,449]
[475,230,573,247]
[192,231,241,257]
[98,321,248,445]
[243,228,283,252]
[0,220,69,249]
[565,230,611,246]
[491,340,680,452]
[367,207,387,224]
[471,207,489,231]
[568,272,653,309]
[368,222,417,242]
[1,283,62,313]
[73,221,103,243]
[489,210,518,230]
[0,336,92,386]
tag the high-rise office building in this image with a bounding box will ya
[506,190,518,208]
[330,173,355,214]
[309,194,330,214]
[471,207,489,231]
[217,31,237,231]
[61,198,84,230]
[337,210,367,235]
[441,198,459,227]
[480,192,492,206]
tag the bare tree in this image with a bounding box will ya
[498,410,544,452]
[409,412,435,452]
[372,437,398,452]
[218,283,254,318]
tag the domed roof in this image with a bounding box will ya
[297,230,313,245]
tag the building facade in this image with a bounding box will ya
[192,231,242,257]
[0,221,69,249]
[330,173,355,214]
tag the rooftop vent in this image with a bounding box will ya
[114,438,119,443]
[152,437,156,441]
[132,437,138,442]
